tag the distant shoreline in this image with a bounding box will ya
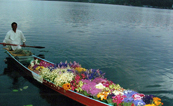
[47,0,173,10]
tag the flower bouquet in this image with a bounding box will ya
[28,59,163,106]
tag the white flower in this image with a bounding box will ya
[30,61,34,67]
[54,72,75,86]
[112,90,124,95]
[95,83,105,89]
[35,59,40,65]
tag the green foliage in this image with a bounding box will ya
[83,91,90,96]
[56,0,173,9]
[12,89,18,92]
[123,102,133,106]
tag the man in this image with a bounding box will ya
[3,22,26,50]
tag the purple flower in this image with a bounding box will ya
[81,79,102,96]
[81,79,91,84]
[83,69,105,80]
[133,100,146,106]
[123,90,138,97]
[67,69,75,73]
[123,90,138,103]
[55,62,68,68]
[107,93,115,99]
[142,95,155,104]
[123,97,134,103]
[39,61,54,67]
[33,64,38,70]
[69,61,81,68]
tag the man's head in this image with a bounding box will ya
[11,22,17,32]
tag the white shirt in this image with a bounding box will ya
[3,29,26,50]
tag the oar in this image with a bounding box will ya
[21,45,45,48]
[0,43,45,49]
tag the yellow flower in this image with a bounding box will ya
[35,66,45,71]
[62,83,71,90]
[75,67,86,72]
[153,97,161,102]
[155,101,162,106]
[153,97,163,106]
[35,66,41,70]
[40,66,45,69]
[97,91,109,100]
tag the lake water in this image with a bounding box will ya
[0,0,173,106]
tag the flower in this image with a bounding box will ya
[97,91,110,100]
[122,90,137,103]
[75,81,83,92]
[69,61,81,69]
[132,93,145,100]
[153,97,163,106]
[40,66,75,86]
[70,74,85,92]
[92,77,106,83]
[54,72,75,86]
[112,94,126,106]
[35,66,45,71]
[55,61,68,68]
[143,96,163,106]
[62,83,71,90]
[112,90,124,96]
[95,83,105,89]
[81,79,102,96]
[75,67,86,72]
[75,75,81,81]
[28,59,164,106]
[39,60,54,67]
[142,95,155,104]
[133,100,146,106]
[84,69,105,80]
[81,73,86,79]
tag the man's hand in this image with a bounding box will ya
[3,43,6,46]
[22,42,26,47]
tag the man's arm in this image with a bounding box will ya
[20,31,26,47]
[20,31,26,43]
[3,32,10,46]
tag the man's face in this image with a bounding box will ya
[12,24,17,31]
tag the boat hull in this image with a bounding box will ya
[5,50,111,106]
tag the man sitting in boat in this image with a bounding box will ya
[3,22,26,51]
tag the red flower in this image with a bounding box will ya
[81,73,86,79]
[75,75,81,81]
[131,103,134,106]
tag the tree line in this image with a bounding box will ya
[56,0,173,9]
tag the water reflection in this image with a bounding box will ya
[3,57,26,89]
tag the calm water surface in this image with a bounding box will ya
[0,0,173,106]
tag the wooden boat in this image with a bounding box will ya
[5,49,112,106]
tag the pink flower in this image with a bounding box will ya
[81,79,102,96]
[101,80,111,87]
[112,94,126,106]
[92,77,107,83]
